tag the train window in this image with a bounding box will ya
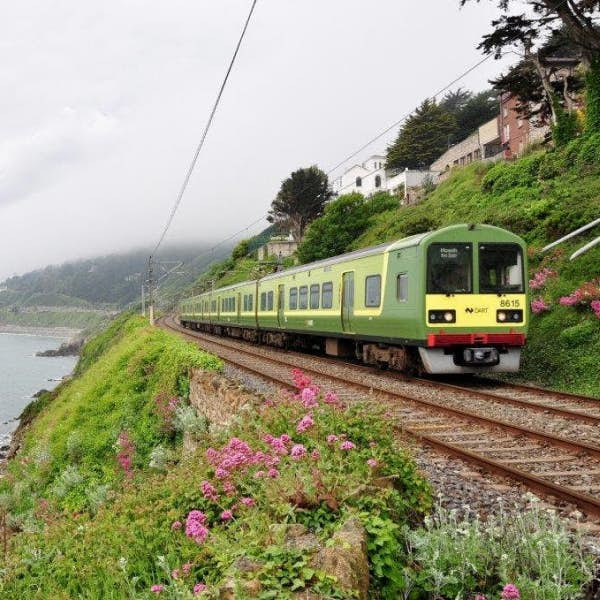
[310,284,320,309]
[427,243,472,294]
[267,291,274,311]
[479,243,524,293]
[248,294,253,311]
[397,274,408,302]
[322,282,333,308]
[289,287,298,310]
[299,286,308,309]
[211,300,216,312]
[365,275,381,307]
[260,292,266,311]
[232,297,236,312]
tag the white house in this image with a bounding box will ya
[331,154,439,204]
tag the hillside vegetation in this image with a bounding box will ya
[205,135,600,396]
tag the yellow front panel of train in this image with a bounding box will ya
[425,294,527,328]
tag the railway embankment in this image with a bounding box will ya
[203,134,600,398]
[0,313,597,598]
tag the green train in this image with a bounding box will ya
[179,224,528,374]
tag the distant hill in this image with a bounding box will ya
[0,242,233,327]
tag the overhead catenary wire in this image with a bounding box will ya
[182,52,498,263]
[151,0,259,257]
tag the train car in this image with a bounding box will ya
[179,224,528,374]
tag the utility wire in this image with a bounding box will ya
[185,52,497,264]
[151,0,259,256]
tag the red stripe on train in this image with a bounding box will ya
[427,333,526,347]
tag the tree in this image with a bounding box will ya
[297,192,398,263]
[386,100,457,170]
[441,88,499,143]
[490,30,584,141]
[267,166,332,240]
[461,0,600,132]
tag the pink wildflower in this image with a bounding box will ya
[171,569,180,579]
[182,563,192,575]
[267,468,279,478]
[591,299,600,318]
[340,440,356,451]
[501,584,521,600]
[205,448,218,460]
[311,449,320,461]
[151,584,164,593]
[531,298,550,314]
[326,434,338,444]
[193,583,208,595]
[280,434,291,443]
[201,480,218,501]
[240,497,255,507]
[215,467,229,479]
[324,390,340,406]
[301,387,318,407]
[185,510,209,544]
[223,481,237,496]
[475,595,487,600]
[367,458,378,468]
[529,267,556,290]
[171,520,182,531]
[292,368,312,390]
[290,444,307,459]
[296,413,314,433]
[220,510,234,521]
[116,431,135,479]
[254,470,265,478]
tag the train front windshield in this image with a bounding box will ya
[427,243,472,294]
[478,243,524,293]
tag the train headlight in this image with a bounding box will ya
[428,310,456,324]
[497,309,522,323]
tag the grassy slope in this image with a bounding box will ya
[1,314,430,598]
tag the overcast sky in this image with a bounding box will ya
[0,0,514,281]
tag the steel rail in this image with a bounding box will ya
[160,317,600,517]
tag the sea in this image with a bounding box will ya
[0,333,77,447]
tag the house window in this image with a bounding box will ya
[299,285,308,309]
[310,284,320,309]
[322,282,333,309]
[503,106,508,118]
[267,291,274,311]
[365,275,381,307]
[503,123,510,142]
[356,176,362,187]
[375,175,381,188]
[260,292,266,311]
[289,287,298,309]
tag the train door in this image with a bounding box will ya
[217,296,221,320]
[277,284,285,328]
[237,293,241,322]
[341,272,354,333]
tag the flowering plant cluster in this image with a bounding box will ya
[530,298,550,314]
[529,267,556,290]
[559,279,600,314]
[146,369,432,596]
[115,431,135,479]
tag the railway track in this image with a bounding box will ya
[159,316,600,519]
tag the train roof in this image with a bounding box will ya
[193,224,524,296]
